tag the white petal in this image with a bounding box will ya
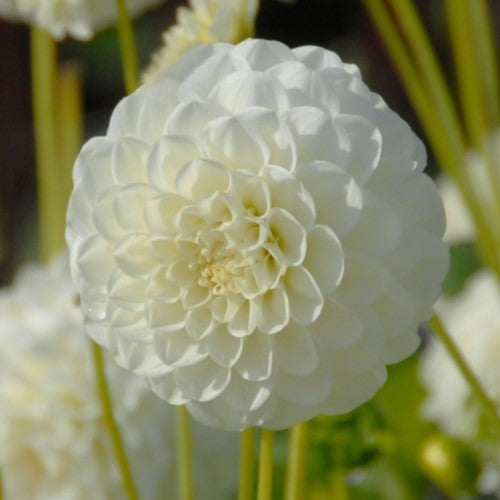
[183,284,211,310]
[296,160,362,236]
[342,190,401,257]
[293,45,343,71]
[310,299,362,349]
[274,323,318,376]
[92,186,126,242]
[174,358,231,401]
[154,330,207,367]
[164,99,223,137]
[228,299,258,337]
[150,373,189,405]
[114,233,156,277]
[230,171,271,217]
[337,115,382,185]
[204,325,244,368]
[274,353,331,405]
[303,225,344,293]
[147,135,200,191]
[107,87,148,139]
[233,39,294,70]
[285,106,349,167]
[107,268,147,307]
[145,193,187,234]
[202,115,269,173]
[220,375,272,412]
[185,307,215,339]
[383,331,420,364]
[233,332,273,381]
[146,265,181,302]
[261,166,315,231]
[76,234,114,286]
[210,70,289,114]
[266,207,307,266]
[111,136,149,185]
[332,255,391,306]
[283,266,324,324]
[175,158,230,200]
[113,184,157,231]
[146,299,185,332]
[256,287,290,334]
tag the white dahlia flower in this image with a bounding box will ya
[0,254,238,499]
[420,271,500,493]
[66,39,448,431]
[0,0,161,40]
[142,0,258,84]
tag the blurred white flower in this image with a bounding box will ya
[66,39,448,431]
[0,254,238,499]
[142,0,259,83]
[438,176,476,245]
[0,0,161,40]
[421,271,500,493]
[438,128,500,245]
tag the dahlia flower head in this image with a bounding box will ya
[142,0,259,83]
[0,254,238,499]
[0,0,161,40]
[420,271,500,493]
[66,39,449,431]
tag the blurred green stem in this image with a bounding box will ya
[239,428,256,500]
[115,0,140,93]
[330,468,349,500]
[285,421,310,500]
[91,342,139,500]
[30,27,61,263]
[177,406,194,500]
[257,429,274,500]
[429,315,500,435]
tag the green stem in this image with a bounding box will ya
[91,342,139,500]
[285,421,310,500]
[115,0,140,93]
[30,27,62,263]
[429,315,500,435]
[56,63,83,201]
[257,429,274,500]
[239,428,256,500]
[177,406,194,500]
[329,468,349,500]
[466,0,500,130]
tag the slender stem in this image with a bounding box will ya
[239,427,256,500]
[56,63,84,212]
[429,315,500,435]
[177,406,194,500]
[257,429,274,500]
[387,0,464,156]
[114,0,140,94]
[91,342,139,500]
[285,421,310,500]
[30,27,61,263]
[329,468,349,500]
[467,0,500,130]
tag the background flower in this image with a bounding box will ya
[0,0,162,40]
[0,253,238,499]
[67,38,448,431]
[142,0,259,83]
[420,270,500,494]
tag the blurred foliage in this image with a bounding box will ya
[442,243,482,296]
